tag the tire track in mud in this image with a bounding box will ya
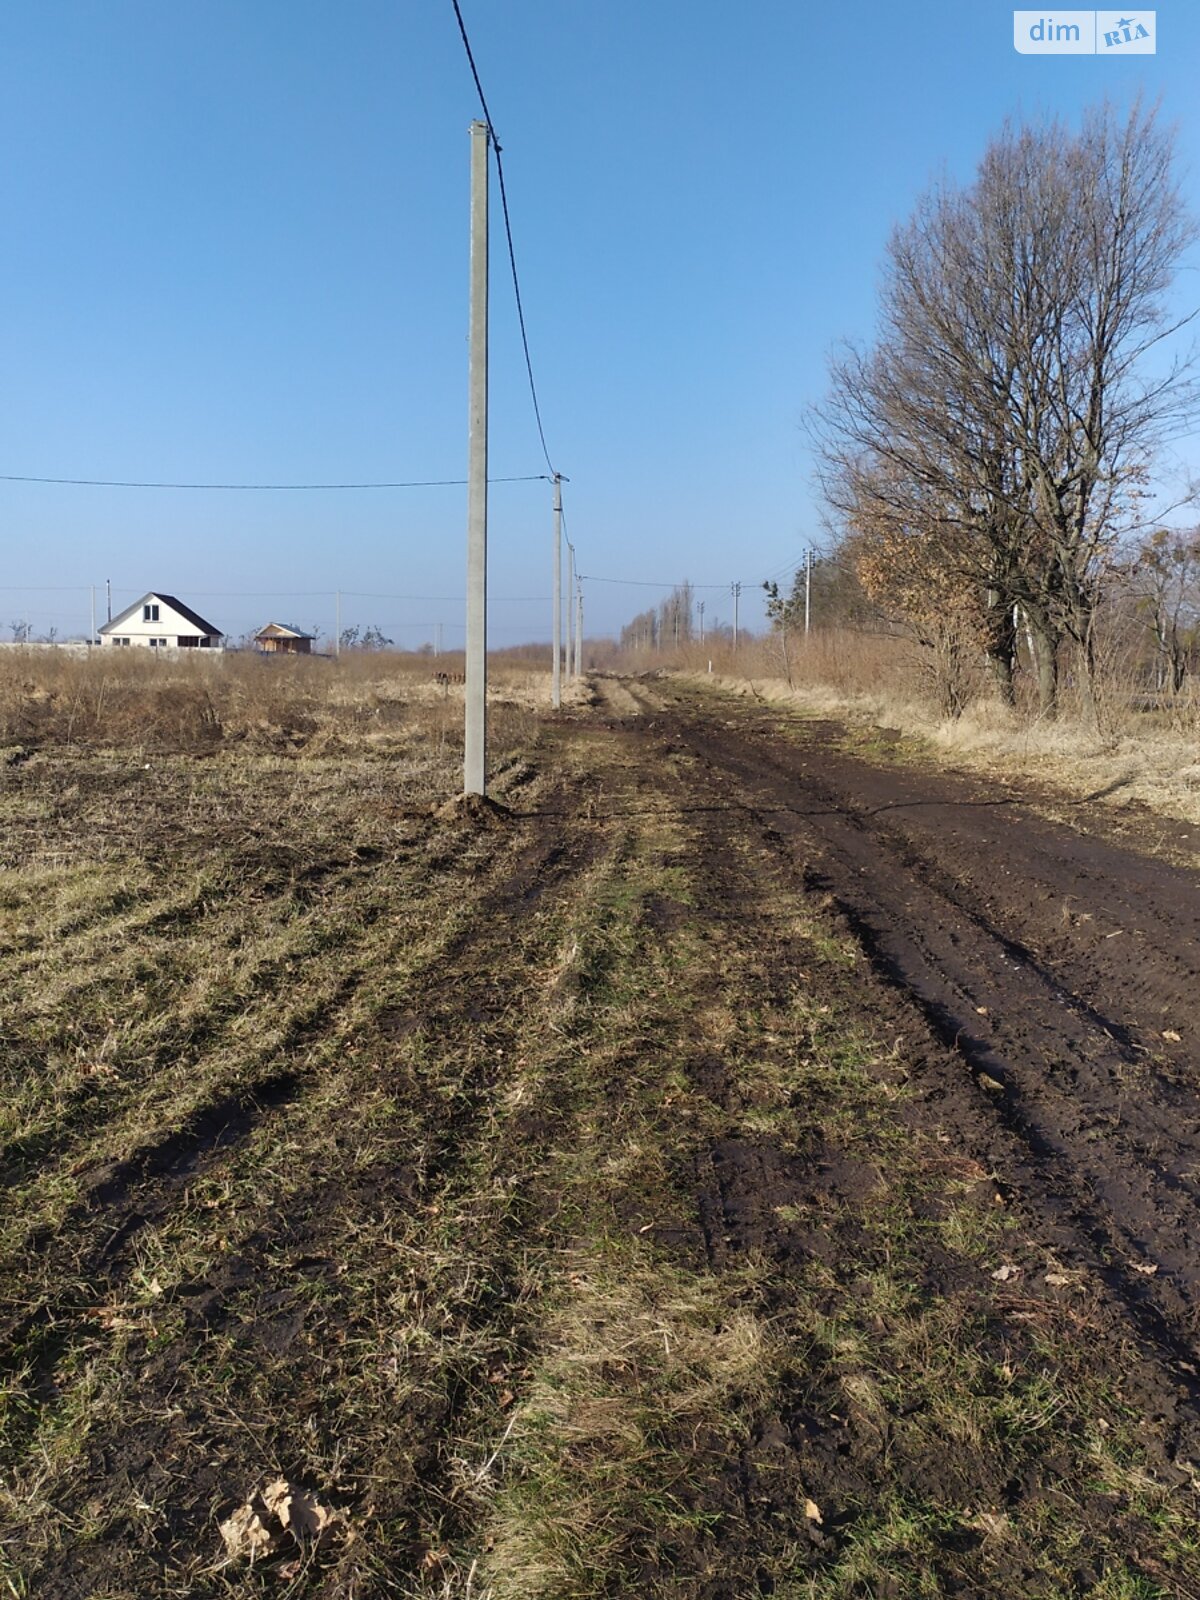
[13,802,613,1597]
[0,793,607,1515]
[617,680,1200,1415]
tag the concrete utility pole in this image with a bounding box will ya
[106,578,111,623]
[464,119,489,795]
[435,621,443,658]
[566,540,575,680]
[805,549,813,636]
[335,590,342,658]
[90,585,96,646]
[574,586,583,676]
[698,599,705,643]
[551,474,562,708]
[731,581,741,651]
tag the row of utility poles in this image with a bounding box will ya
[464,121,583,795]
[550,474,584,710]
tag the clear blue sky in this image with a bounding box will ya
[1,2,1193,645]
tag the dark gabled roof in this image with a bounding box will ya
[100,592,223,638]
[156,594,223,637]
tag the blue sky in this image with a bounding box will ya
[1,2,1192,645]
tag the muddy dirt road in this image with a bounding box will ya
[7,676,1200,1598]
[616,678,1200,1395]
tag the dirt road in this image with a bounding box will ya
[614,678,1200,1386]
[7,676,1200,1598]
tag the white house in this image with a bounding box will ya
[98,593,224,651]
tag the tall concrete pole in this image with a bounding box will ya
[335,590,342,658]
[732,581,741,651]
[551,474,562,708]
[565,540,575,680]
[574,586,583,677]
[804,549,812,636]
[106,578,112,623]
[90,585,96,647]
[464,119,489,795]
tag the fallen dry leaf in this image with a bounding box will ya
[1129,1260,1159,1276]
[265,1478,346,1544]
[1162,1029,1182,1043]
[219,1503,279,1563]
[1044,1272,1071,1287]
[804,1498,823,1524]
[219,1478,348,1565]
[971,1511,1009,1540]
[991,1264,1020,1282]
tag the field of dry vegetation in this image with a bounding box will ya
[3,648,1200,1599]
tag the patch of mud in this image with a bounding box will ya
[642,682,1200,1463]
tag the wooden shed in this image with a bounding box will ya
[255,623,314,655]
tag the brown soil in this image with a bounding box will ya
[7,679,1200,1597]
[618,678,1200,1460]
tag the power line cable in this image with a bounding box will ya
[340,591,549,602]
[99,587,551,602]
[449,0,558,478]
[579,574,733,590]
[762,554,807,584]
[0,473,548,491]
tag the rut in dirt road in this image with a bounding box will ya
[616,680,1200,1376]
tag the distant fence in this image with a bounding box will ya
[0,641,93,655]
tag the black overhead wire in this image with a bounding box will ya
[580,574,733,590]
[449,0,558,480]
[0,473,547,491]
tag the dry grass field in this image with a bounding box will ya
[3,653,1200,1598]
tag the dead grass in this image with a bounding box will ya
[2,689,1198,1597]
[602,618,1200,827]
[663,642,1200,830]
[0,647,558,756]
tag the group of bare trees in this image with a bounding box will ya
[812,101,1199,717]
[619,583,698,651]
[1134,527,1200,693]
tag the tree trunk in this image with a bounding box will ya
[779,626,793,689]
[984,648,1014,705]
[983,592,1017,707]
[1026,613,1059,716]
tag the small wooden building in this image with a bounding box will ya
[255,623,314,655]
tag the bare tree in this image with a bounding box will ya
[1135,527,1200,692]
[813,101,1197,715]
[658,582,695,649]
[620,608,658,651]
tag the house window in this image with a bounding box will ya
[114,637,131,646]
[144,604,160,622]
[149,637,166,648]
